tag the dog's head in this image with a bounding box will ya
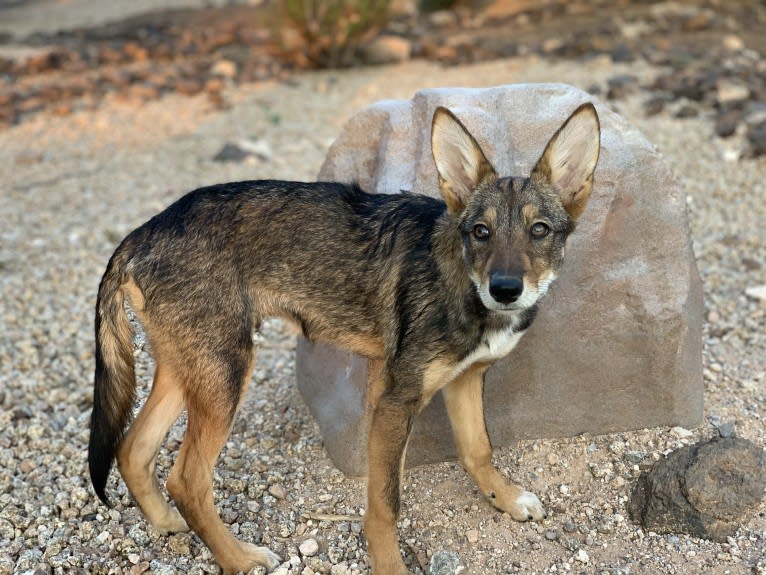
[431,103,600,313]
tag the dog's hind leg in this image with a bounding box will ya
[117,359,188,533]
[442,365,547,522]
[166,343,280,575]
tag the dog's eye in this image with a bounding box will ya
[530,222,550,239]
[473,224,491,241]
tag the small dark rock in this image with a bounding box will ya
[668,74,707,102]
[742,257,762,271]
[628,437,766,541]
[644,96,667,117]
[562,520,577,533]
[611,44,635,63]
[716,421,736,438]
[586,83,602,96]
[746,119,766,157]
[12,406,32,421]
[212,142,250,163]
[606,74,640,100]
[676,104,699,119]
[715,109,742,138]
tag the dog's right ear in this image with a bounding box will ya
[431,107,497,214]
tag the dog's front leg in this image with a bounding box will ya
[365,387,417,575]
[442,365,547,522]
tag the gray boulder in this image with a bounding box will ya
[296,83,704,476]
[628,437,766,540]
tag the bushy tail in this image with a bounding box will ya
[88,250,137,505]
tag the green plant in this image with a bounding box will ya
[281,0,391,67]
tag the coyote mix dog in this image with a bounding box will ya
[89,103,600,574]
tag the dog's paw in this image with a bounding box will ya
[222,542,281,574]
[247,544,282,572]
[153,508,190,535]
[508,490,547,522]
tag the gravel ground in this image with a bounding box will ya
[1,52,765,575]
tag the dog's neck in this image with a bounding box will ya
[478,294,538,334]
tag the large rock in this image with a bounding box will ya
[295,83,704,476]
[628,437,766,541]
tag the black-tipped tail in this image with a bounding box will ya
[88,253,138,505]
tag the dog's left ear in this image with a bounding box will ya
[531,103,601,221]
[431,107,497,214]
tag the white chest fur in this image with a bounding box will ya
[421,321,528,405]
[452,324,525,380]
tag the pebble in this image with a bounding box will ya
[211,58,238,79]
[268,484,287,500]
[149,561,177,575]
[671,427,694,439]
[716,421,737,438]
[213,142,253,163]
[545,530,559,541]
[717,79,750,105]
[360,35,412,65]
[237,138,273,161]
[428,550,463,575]
[745,285,766,303]
[746,121,766,157]
[299,538,320,557]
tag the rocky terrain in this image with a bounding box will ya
[0,1,764,574]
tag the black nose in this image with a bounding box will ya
[489,273,524,304]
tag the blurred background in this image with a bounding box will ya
[1,0,765,155]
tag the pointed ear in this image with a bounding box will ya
[431,107,497,214]
[531,103,601,221]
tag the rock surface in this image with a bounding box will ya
[628,437,766,541]
[296,83,704,475]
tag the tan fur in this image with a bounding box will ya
[162,351,280,573]
[117,361,187,533]
[522,203,540,225]
[122,277,145,311]
[442,366,535,521]
[97,289,132,377]
[420,357,458,407]
[365,395,413,575]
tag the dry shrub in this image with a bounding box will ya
[280,0,391,67]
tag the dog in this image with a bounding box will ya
[88,102,600,574]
